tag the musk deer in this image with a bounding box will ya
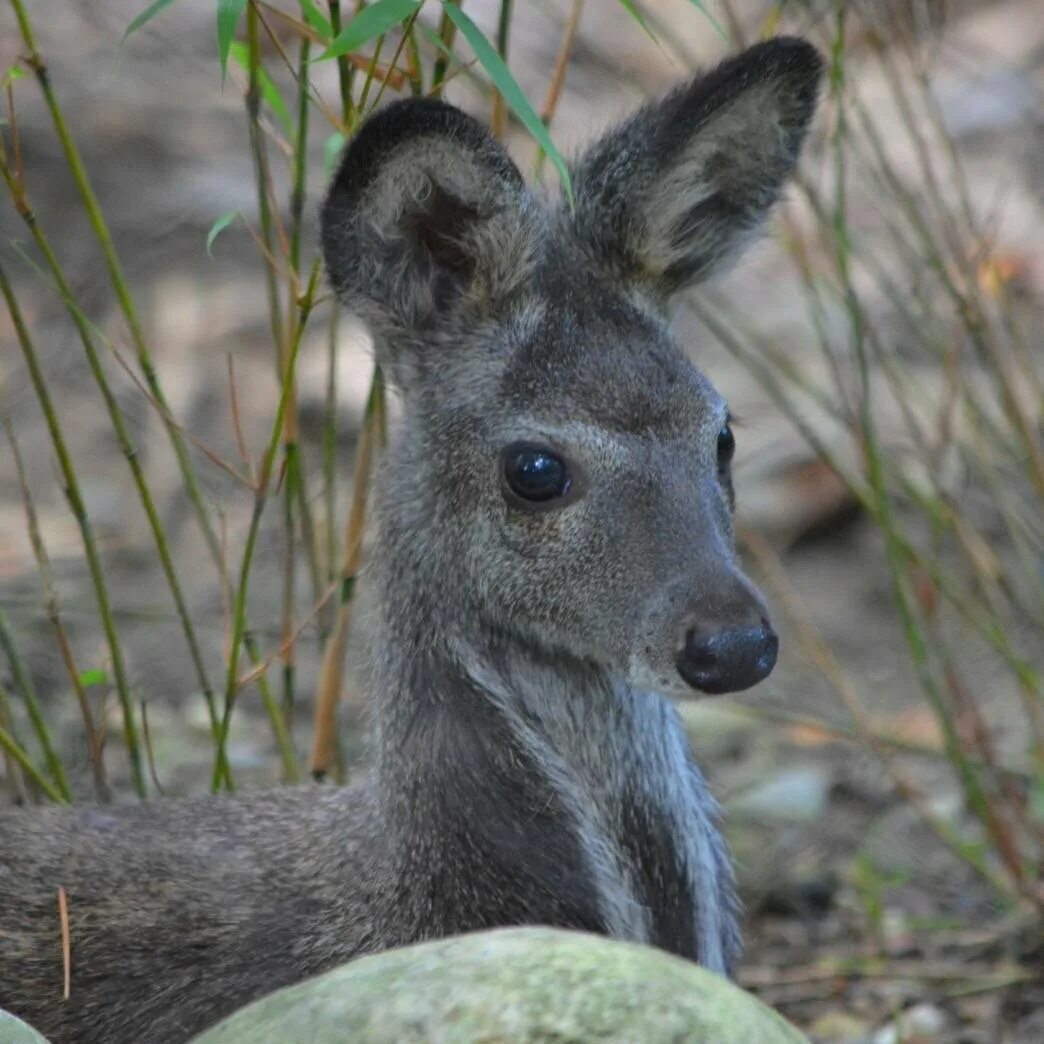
[0,37,822,1044]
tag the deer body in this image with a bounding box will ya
[0,646,734,1042]
[1,39,822,1044]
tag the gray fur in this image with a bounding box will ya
[0,38,821,1044]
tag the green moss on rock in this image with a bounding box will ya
[0,1008,51,1043]
[192,927,808,1044]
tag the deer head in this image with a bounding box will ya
[321,38,823,698]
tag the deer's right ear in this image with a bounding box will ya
[571,37,823,306]
[321,99,537,372]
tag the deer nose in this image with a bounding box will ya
[676,621,778,694]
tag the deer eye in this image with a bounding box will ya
[503,444,571,503]
[717,423,735,472]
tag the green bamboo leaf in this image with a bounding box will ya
[2,64,26,89]
[316,0,422,62]
[298,0,332,40]
[78,668,109,688]
[206,210,239,255]
[324,132,346,178]
[683,0,727,40]
[443,3,573,205]
[614,0,657,44]
[228,40,292,135]
[416,22,470,71]
[122,0,181,42]
[216,0,248,78]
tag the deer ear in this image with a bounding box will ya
[571,37,823,304]
[321,99,537,350]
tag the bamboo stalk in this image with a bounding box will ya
[211,261,322,790]
[140,701,165,796]
[323,0,359,608]
[0,701,66,805]
[692,294,1039,693]
[327,0,358,118]
[250,7,324,743]
[739,524,1020,904]
[823,6,1025,899]
[324,306,340,590]
[404,20,424,96]
[365,7,423,116]
[431,1,461,96]
[246,1,287,371]
[8,0,226,579]
[0,257,146,797]
[0,691,30,805]
[275,29,308,730]
[244,632,299,782]
[0,150,225,788]
[0,654,30,803]
[490,0,513,138]
[284,28,323,611]
[0,610,70,802]
[309,0,391,778]
[847,85,1043,496]
[7,423,110,802]
[789,174,1044,641]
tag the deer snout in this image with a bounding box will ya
[676,618,778,694]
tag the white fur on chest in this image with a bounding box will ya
[461,645,725,971]
[588,681,726,973]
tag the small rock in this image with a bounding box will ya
[808,1010,872,1042]
[881,907,917,958]
[728,766,831,823]
[872,1002,948,1044]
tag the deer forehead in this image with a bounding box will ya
[494,285,725,442]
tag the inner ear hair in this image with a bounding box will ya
[403,184,486,309]
[410,187,485,275]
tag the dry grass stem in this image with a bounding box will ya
[309,375,382,780]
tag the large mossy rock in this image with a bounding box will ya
[0,1008,51,1043]
[192,927,808,1044]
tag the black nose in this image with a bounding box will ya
[676,623,778,694]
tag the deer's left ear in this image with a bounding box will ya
[321,98,539,348]
[571,37,823,304]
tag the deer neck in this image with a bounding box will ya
[366,568,734,971]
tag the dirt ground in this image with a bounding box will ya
[0,2,1041,1041]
